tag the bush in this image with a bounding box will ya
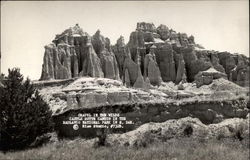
[94,128,110,147]
[0,68,53,151]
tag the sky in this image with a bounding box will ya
[1,1,249,80]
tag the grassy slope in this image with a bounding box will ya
[0,138,249,160]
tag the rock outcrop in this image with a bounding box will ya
[79,44,104,77]
[113,36,127,78]
[40,23,249,87]
[41,43,72,80]
[195,67,228,87]
[133,65,145,88]
[91,30,120,80]
[37,23,249,141]
[175,53,186,84]
[123,56,138,86]
[156,24,170,40]
[40,24,104,80]
[217,52,250,87]
[144,45,162,86]
[155,43,176,82]
[37,75,249,138]
[106,117,249,147]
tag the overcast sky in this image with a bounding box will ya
[1,1,249,80]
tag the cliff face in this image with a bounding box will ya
[40,24,103,80]
[40,23,249,87]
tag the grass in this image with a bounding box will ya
[0,137,249,160]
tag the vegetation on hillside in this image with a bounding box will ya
[0,137,248,160]
[0,68,53,151]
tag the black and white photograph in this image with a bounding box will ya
[0,0,249,159]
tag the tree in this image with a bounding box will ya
[0,68,53,151]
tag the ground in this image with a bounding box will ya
[0,137,248,160]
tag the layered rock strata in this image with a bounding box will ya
[53,98,248,138]
[37,76,249,138]
[40,23,249,87]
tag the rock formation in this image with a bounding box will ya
[175,53,186,84]
[79,44,104,77]
[144,45,162,86]
[40,23,249,87]
[106,117,249,147]
[40,24,104,80]
[133,65,145,88]
[113,36,127,78]
[37,74,249,138]
[124,68,131,87]
[195,67,228,87]
[155,43,176,82]
[123,54,138,86]
[157,24,170,40]
[91,30,120,80]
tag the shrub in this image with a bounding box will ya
[95,128,109,147]
[0,68,53,151]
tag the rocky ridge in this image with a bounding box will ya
[35,76,249,138]
[105,116,249,147]
[49,116,249,150]
[37,77,248,116]
[40,23,249,88]
[37,22,249,139]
